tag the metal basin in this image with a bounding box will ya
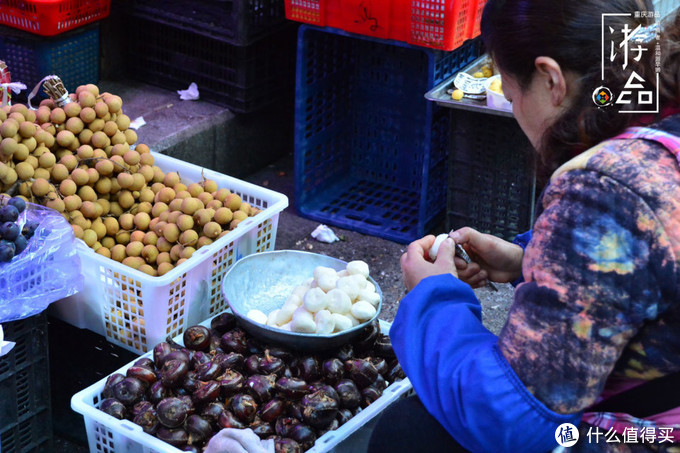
[221,250,382,352]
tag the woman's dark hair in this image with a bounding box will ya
[481,0,680,176]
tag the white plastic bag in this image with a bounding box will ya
[0,203,83,322]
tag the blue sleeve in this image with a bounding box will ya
[390,274,581,453]
[510,229,532,287]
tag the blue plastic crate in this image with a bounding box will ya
[0,23,99,101]
[294,25,483,243]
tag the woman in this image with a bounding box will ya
[369,0,680,452]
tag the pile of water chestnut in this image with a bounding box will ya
[97,312,404,452]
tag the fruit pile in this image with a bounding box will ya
[0,196,39,262]
[98,314,404,452]
[0,83,261,276]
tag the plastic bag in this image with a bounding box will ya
[0,202,83,323]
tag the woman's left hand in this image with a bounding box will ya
[401,235,459,291]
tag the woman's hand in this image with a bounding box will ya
[204,428,274,453]
[401,235,459,291]
[451,227,524,287]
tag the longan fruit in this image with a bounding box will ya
[139,153,154,167]
[78,90,96,108]
[230,219,242,230]
[224,193,242,211]
[13,143,29,161]
[156,238,172,253]
[170,244,183,262]
[60,154,78,172]
[196,236,213,249]
[56,130,75,148]
[40,122,56,135]
[175,190,191,200]
[137,166,154,185]
[146,214,158,230]
[110,244,126,262]
[35,129,54,147]
[87,168,100,185]
[166,211,181,224]
[141,244,159,264]
[131,173,146,191]
[156,187,176,204]
[91,220,107,240]
[187,183,204,198]
[153,220,167,236]
[138,264,156,276]
[180,197,203,216]
[66,117,84,135]
[15,162,34,180]
[115,114,130,131]
[9,112,25,123]
[95,159,115,176]
[39,152,56,169]
[46,197,65,213]
[152,167,165,184]
[95,177,112,194]
[156,251,171,265]
[126,242,144,259]
[0,137,17,157]
[9,104,27,116]
[36,106,51,124]
[101,236,115,249]
[78,185,97,202]
[197,192,213,206]
[150,182,164,195]
[233,210,248,222]
[19,121,36,139]
[32,178,51,197]
[180,247,195,260]
[80,107,96,123]
[34,167,50,182]
[103,217,119,236]
[124,129,137,145]
[193,208,215,227]
[150,203,167,219]
[214,188,230,202]
[94,102,109,118]
[60,179,77,196]
[89,118,105,133]
[137,201,152,214]
[176,214,194,232]
[109,131,125,146]
[115,230,130,246]
[105,95,122,113]
[203,222,222,239]
[202,179,218,193]
[0,120,18,139]
[96,247,111,258]
[79,129,94,145]
[123,150,140,166]
[173,183,188,194]
[72,224,84,239]
[206,200,222,211]
[157,262,174,276]
[70,168,89,186]
[130,230,145,243]
[71,213,90,230]
[85,84,99,97]
[32,145,48,158]
[179,229,198,246]
[163,172,180,188]
[64,102,82,118]
[80,201,99,219]
[51,163,69,182]
[134,212,151,230]
[162,223,180,243]
[82,229,98,247]
[91,131,110,149]
[122,257,144,270]
[116,212,133,230]
[116,172,134,189]
[94,148,108,159]
[214,207,233,225]
[22,137,37,153]
[0,167,17,186]
[117,191,134,209]
[50,108,66,124]
[101,120,116,137]
[97,198,110,216]
[64,195,83,212]
[143,231,158,246]
[176,259,187,266]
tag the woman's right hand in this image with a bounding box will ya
[451,227,524,287]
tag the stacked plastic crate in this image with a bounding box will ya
[123,0,297,114]
[288,1,485,243]
[0,0,109,101]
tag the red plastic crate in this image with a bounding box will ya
[285,0,483,50]
[0,0,110,36]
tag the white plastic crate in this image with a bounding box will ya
[71,318,413,453]
[51,152,288,354]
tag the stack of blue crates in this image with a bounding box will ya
[294,25,483,243]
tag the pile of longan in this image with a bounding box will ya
[0,84,261,276]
